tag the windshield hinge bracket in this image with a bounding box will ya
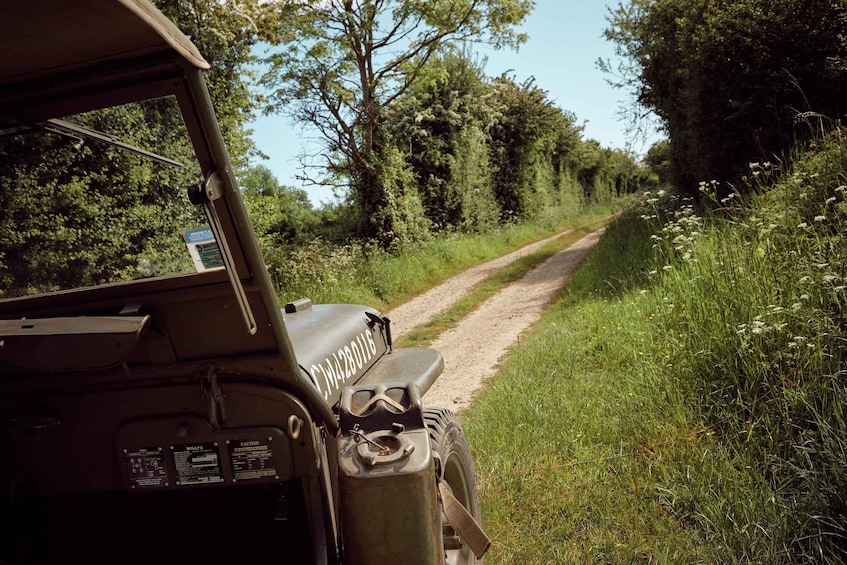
[188,171,258,335]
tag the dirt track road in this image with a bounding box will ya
[385,228,605,412]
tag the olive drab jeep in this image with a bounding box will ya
[0,2,488,563]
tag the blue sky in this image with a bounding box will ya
[248,2,660,205]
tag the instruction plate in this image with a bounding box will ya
[171,442,224,485]
[227,438,279,482]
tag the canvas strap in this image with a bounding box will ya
[438,481,491,560]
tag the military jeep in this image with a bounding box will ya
[0,2,488,563]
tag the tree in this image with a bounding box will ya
[642,139,671,187]
[155,0,275,168]
[261,0,534,245]
[487,75,578,219]
[387,51,501,232]
[604,0,847,194]
[240,164,315,244]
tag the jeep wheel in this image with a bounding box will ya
[424,407,482,565]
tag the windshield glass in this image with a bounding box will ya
[0,95,210,299]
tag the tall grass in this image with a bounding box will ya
[643,139,847,561]
[463,131,847,562]
[462,203,710,562]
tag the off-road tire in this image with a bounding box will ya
[424,407,482,565]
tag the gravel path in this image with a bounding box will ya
[385,228,605,412]
[387,228,581,341]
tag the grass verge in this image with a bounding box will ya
[463,206,713,563]
[462,131,847,562]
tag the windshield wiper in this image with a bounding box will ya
[40,118,184,168]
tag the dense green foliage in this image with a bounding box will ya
[387,52,502,232]
[0,101,202,297]
[0,0,270,297]
[487,75,581,219]
[261,0,535,244]
[155,0,272,168]
[605,0,847,194]
[258,0,646,247]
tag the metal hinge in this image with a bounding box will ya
[188,171,257,335]
[201,367,227,429]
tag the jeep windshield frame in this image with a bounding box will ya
[0,0,336,429]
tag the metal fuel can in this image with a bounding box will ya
[337,384,442,564]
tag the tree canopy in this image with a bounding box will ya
[604,0,847,194]
[260,0,534,244]
[155,0,274,168]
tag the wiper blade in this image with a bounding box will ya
[41,118,184,168]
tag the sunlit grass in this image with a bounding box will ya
[464,131,847,562]
[463,206,713,563]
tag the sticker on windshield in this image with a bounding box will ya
[184,227,224,272]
